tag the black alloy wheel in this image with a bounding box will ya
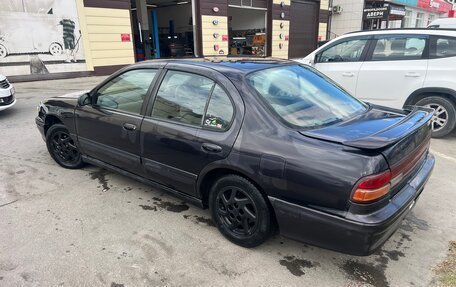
[209,175,273,247]
[46,124,84,169]
[216,186,258,236]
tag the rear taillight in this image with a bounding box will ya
[352,170,392,203]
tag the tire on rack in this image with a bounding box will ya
[209,174,273,248]
[46,124,84,169]
[416,96,456,138]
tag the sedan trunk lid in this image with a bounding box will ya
[301,106,433,191]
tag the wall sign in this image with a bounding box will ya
[363,7,388,20]
[121,33,131,42]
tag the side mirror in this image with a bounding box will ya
[78,93,91,106]
[310,54,317,66]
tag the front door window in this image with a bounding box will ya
[95,69,158,114]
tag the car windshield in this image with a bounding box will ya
[246,65,368,129]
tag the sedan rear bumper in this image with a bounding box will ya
[269,153,435,256]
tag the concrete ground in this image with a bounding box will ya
[0,77,455,287]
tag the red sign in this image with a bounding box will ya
[121,33,131,42]
[222,35,228,41]
[285,35,289,41]
[417,0,452,13]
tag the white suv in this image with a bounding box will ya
[299,29,456,137]
[0,74,15,111]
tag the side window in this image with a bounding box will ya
[152,71,214,126]
[95,69,157,114]
[430,36,456,58]
[316,39,368,63]
[204,85,234,130]
[371,37,426,61]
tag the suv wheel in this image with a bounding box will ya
[417,96,456,138]
[46,124,84,169]
[209,175,273,247]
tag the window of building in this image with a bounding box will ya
[402,10,412,28]
[316,39,368,63]
[95,69,158,114]
[152,71,215,126]
[416,12,425,27]
[371,37,426,61]
[428,14,436,26]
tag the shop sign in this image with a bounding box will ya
[363,7,389,20]
[222,35,228,41]
[417,0,452,13]
[121,33,131,42]
[392,0,418,6]
[389,5,406,16]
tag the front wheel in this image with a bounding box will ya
[209,175,273,248]
[46,124,84,169]
[416,96,456,138]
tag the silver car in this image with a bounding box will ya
[0,74,16,111]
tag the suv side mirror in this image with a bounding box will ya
[78,93,91,106]
[311,54,318,65]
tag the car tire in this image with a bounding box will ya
[46,124,84,169]
[416,96,456,138]
[209,175,273,248]
[0,44,7,58]
[49,43,63,56]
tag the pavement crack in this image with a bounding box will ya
[0,199,19,208]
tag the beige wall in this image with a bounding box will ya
[319,0,330,41]
[76,1,135,70]
[201,15,229,56]
[271,20,289,59]
[273,0,290,4]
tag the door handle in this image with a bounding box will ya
[405,72,420,78]
[342,72,355,77]
[123,123,137,131]
[202,143,222,153]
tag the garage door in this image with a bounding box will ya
[288,0,319,58]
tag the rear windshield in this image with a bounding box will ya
[246,65,367,129]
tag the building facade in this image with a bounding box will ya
[329,0,454,38]
[0,0,330,80]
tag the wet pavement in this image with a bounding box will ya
[0,77,455,287]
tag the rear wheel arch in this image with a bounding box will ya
[198,168,278,228]
[404,88,456,107]
[405,88,456,137]
[198,168,267,207]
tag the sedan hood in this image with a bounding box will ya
[300,106,433,150]
[56,90,89,99]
